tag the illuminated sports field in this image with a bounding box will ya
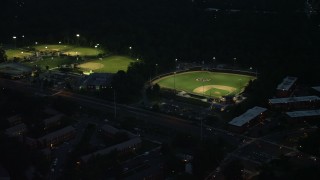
[153,71,256,98]
[33,44,104,56]
[6,49,33,60]
[78,55,135,73]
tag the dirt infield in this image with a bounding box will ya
[193,85,236,94]
[78,62,104,70]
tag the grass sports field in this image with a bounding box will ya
[6,49,33,60]
[78,55,135,73]
[26,56,79,69]
[153,71,256,98]
[33,44,104,56]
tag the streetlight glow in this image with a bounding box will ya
[12,36,16,39]
[76,34,80,37]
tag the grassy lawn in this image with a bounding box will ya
[78,55,135,73]
[6,49,33,60]
[25,56,78,69]
[153,71,256,98]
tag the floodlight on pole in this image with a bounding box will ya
[12,36,17,48]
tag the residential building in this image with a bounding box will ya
[276,76,297,97]
[228,106,267,132]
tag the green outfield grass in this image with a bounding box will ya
[78,55,135,73]
[25,56,78,69]
[153,71,256,98]
[6,49,33,60]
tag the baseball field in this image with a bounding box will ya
[33,44,104,56]
[153,71,256,98]
[78,55,135,73]
[6,49,33,60]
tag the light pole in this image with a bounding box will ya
[12,36,17,48]
[21,35,25,46]
[76,34,80,45]
[233,57,237,69]
[212,56,216,68]
[175,58,178,70]
[155,63,158,77]
[174,72,176,93]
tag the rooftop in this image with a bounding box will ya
[4,123,27,136]
[101,124,119,134]
[276,76,297,91]
[286,109,320,118]
[312,86,320,93]
[269,96,320,104]
[38,126,75,141]
[81,137,142,162]
[229,106,267,127]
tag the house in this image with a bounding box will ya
[269,96,320,110]
[4,123,27,137]
[81,137,142,162]
[286,109,320,123]
[100,124,120,138]
[43,114,64,130]
[276,76,297,97]
[6,115,22,126]
[228,106,267,133]
[37,126,75,148]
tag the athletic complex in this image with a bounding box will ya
[153,70,256,99]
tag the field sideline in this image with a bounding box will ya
[153,71,256,98]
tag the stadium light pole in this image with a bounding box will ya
[76,34,80,45]
[21,35,25,46]
[212,56,216,68]
[174,72,176,93]
[233,57,237,69]
[155,63,158,77]
[12,36,17,48]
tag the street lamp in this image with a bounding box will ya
[233,57,237,69]
[129,46,132,50]
[155,64,158,77]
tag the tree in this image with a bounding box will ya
[0,47,7,62]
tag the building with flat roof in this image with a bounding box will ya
[80,73,113,91]
[276,76,297,97]
[229,106,267,132]
[38,126,75,148]
[6,114,22,126]
[269,96,320,110]
[0,63,32,79]
[43,114,64,130]
[81,137,142,162]
[286,109,320,122]
[4,123,27,137]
